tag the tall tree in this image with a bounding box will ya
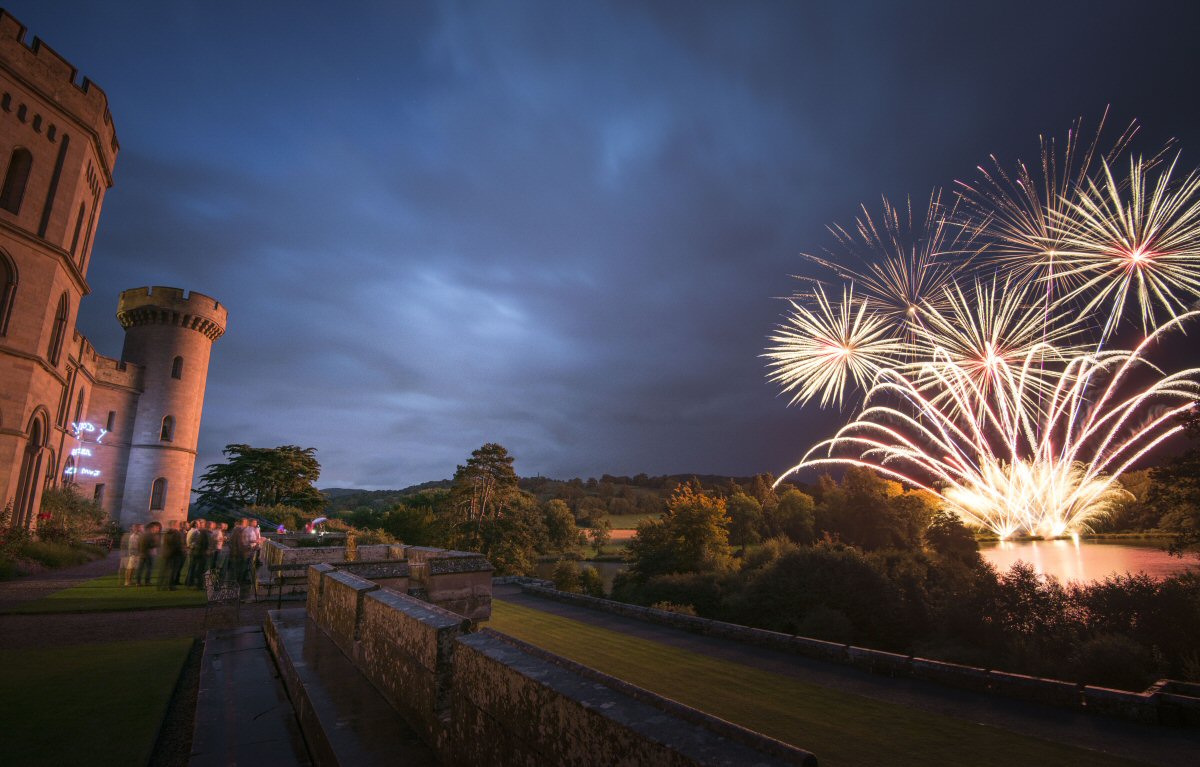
[1148,408,1200,556]
[627,482,732,580]
[195,444,323,513]
[450,443,519,524]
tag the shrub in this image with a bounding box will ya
[36,487,105,544]
[579,565,606,598]
[553,559,582,592]
[1068,633,1164,691]
[796,606,854,643]
[650,601,697,617]
[16,540,97,568]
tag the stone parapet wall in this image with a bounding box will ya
[301,566,816,766]
[261,539,492,621]
[515,581,1200,729]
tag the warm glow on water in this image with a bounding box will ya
[979,540,1198,582]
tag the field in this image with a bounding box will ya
[486,601,1144,767]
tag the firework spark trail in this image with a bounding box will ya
[781,330,1200,536]
[767,119,1200,537]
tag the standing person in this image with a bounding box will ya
[228,519,247,585]
[158,520,185,591]
[185,520,210,588]
[209,521,225,575]
[118,525,134,585]
[135,522,159,586]
[243,519,262,585]
[122,524,143,586]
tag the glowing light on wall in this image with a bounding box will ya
[67,421,106,480]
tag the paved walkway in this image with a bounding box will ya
[494,584,1200,767]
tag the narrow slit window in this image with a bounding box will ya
[160,415,174,442]
[106,410,116,432]
[150,477,166,510]
[0,148,32,214]
[47,293,68,365]
[171,356,183,379]
[0,252,15,336]
[70,203,85,257]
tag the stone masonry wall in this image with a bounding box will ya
[303,566,817,766]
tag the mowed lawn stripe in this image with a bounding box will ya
[487,600,1146,767]
[10,573,207,614]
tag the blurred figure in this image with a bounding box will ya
[158,520,185,590]
[185,520,210,588]
[229,518,248,585]
[245,519,262,584]
[120,524,142,586]
[135,522,159,586]
[209,521,226,575]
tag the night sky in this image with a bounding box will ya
[9,1,1200,489]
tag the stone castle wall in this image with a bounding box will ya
[0,12,223,531]
[280,565,817,766]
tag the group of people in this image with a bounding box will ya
[118,517,264,590]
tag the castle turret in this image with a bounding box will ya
[116,286,226,526]
[0,10,120,529]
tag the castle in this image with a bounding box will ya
[0,10,224,530]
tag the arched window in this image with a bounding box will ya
[13,413,47,528]
[150,477,167,511]
[74,387,86,423]
[47,293,68,365]
[171,356,183,379]
[70,202,85,259]
[0,148,32,214]
[0,250,15,336]
[62,455,75,484]
[160,415,174,442]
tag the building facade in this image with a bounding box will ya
[0,11,225,529]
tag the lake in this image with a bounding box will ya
[538,539,1196,589]
[979,538,1196,582]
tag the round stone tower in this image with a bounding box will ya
[116,286,226,526]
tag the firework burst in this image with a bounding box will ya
[768,117,1200,537]
[798,191,974,326]
[765,285,906,409]
[781,317,1200,537]
[1054,153,1200,338]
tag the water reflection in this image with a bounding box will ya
[535,542,1197,588]
[980,539,1196,582]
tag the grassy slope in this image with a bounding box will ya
[10,574,206,614]
[0,637,192,766]
[487,601,1146,767]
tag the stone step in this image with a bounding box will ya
[190,625,311,767]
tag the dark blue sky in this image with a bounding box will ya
[9,1,1200,488]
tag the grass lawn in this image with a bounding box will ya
[0,637,192,766]
[606,513,659,530]
[9,574,207,614]
[487,601,1146,767]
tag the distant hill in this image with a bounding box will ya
[321,472,798,516]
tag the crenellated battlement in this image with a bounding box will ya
[116,286,228,341]
[0,10,119,180]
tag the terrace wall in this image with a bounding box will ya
[295,566,817,766]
